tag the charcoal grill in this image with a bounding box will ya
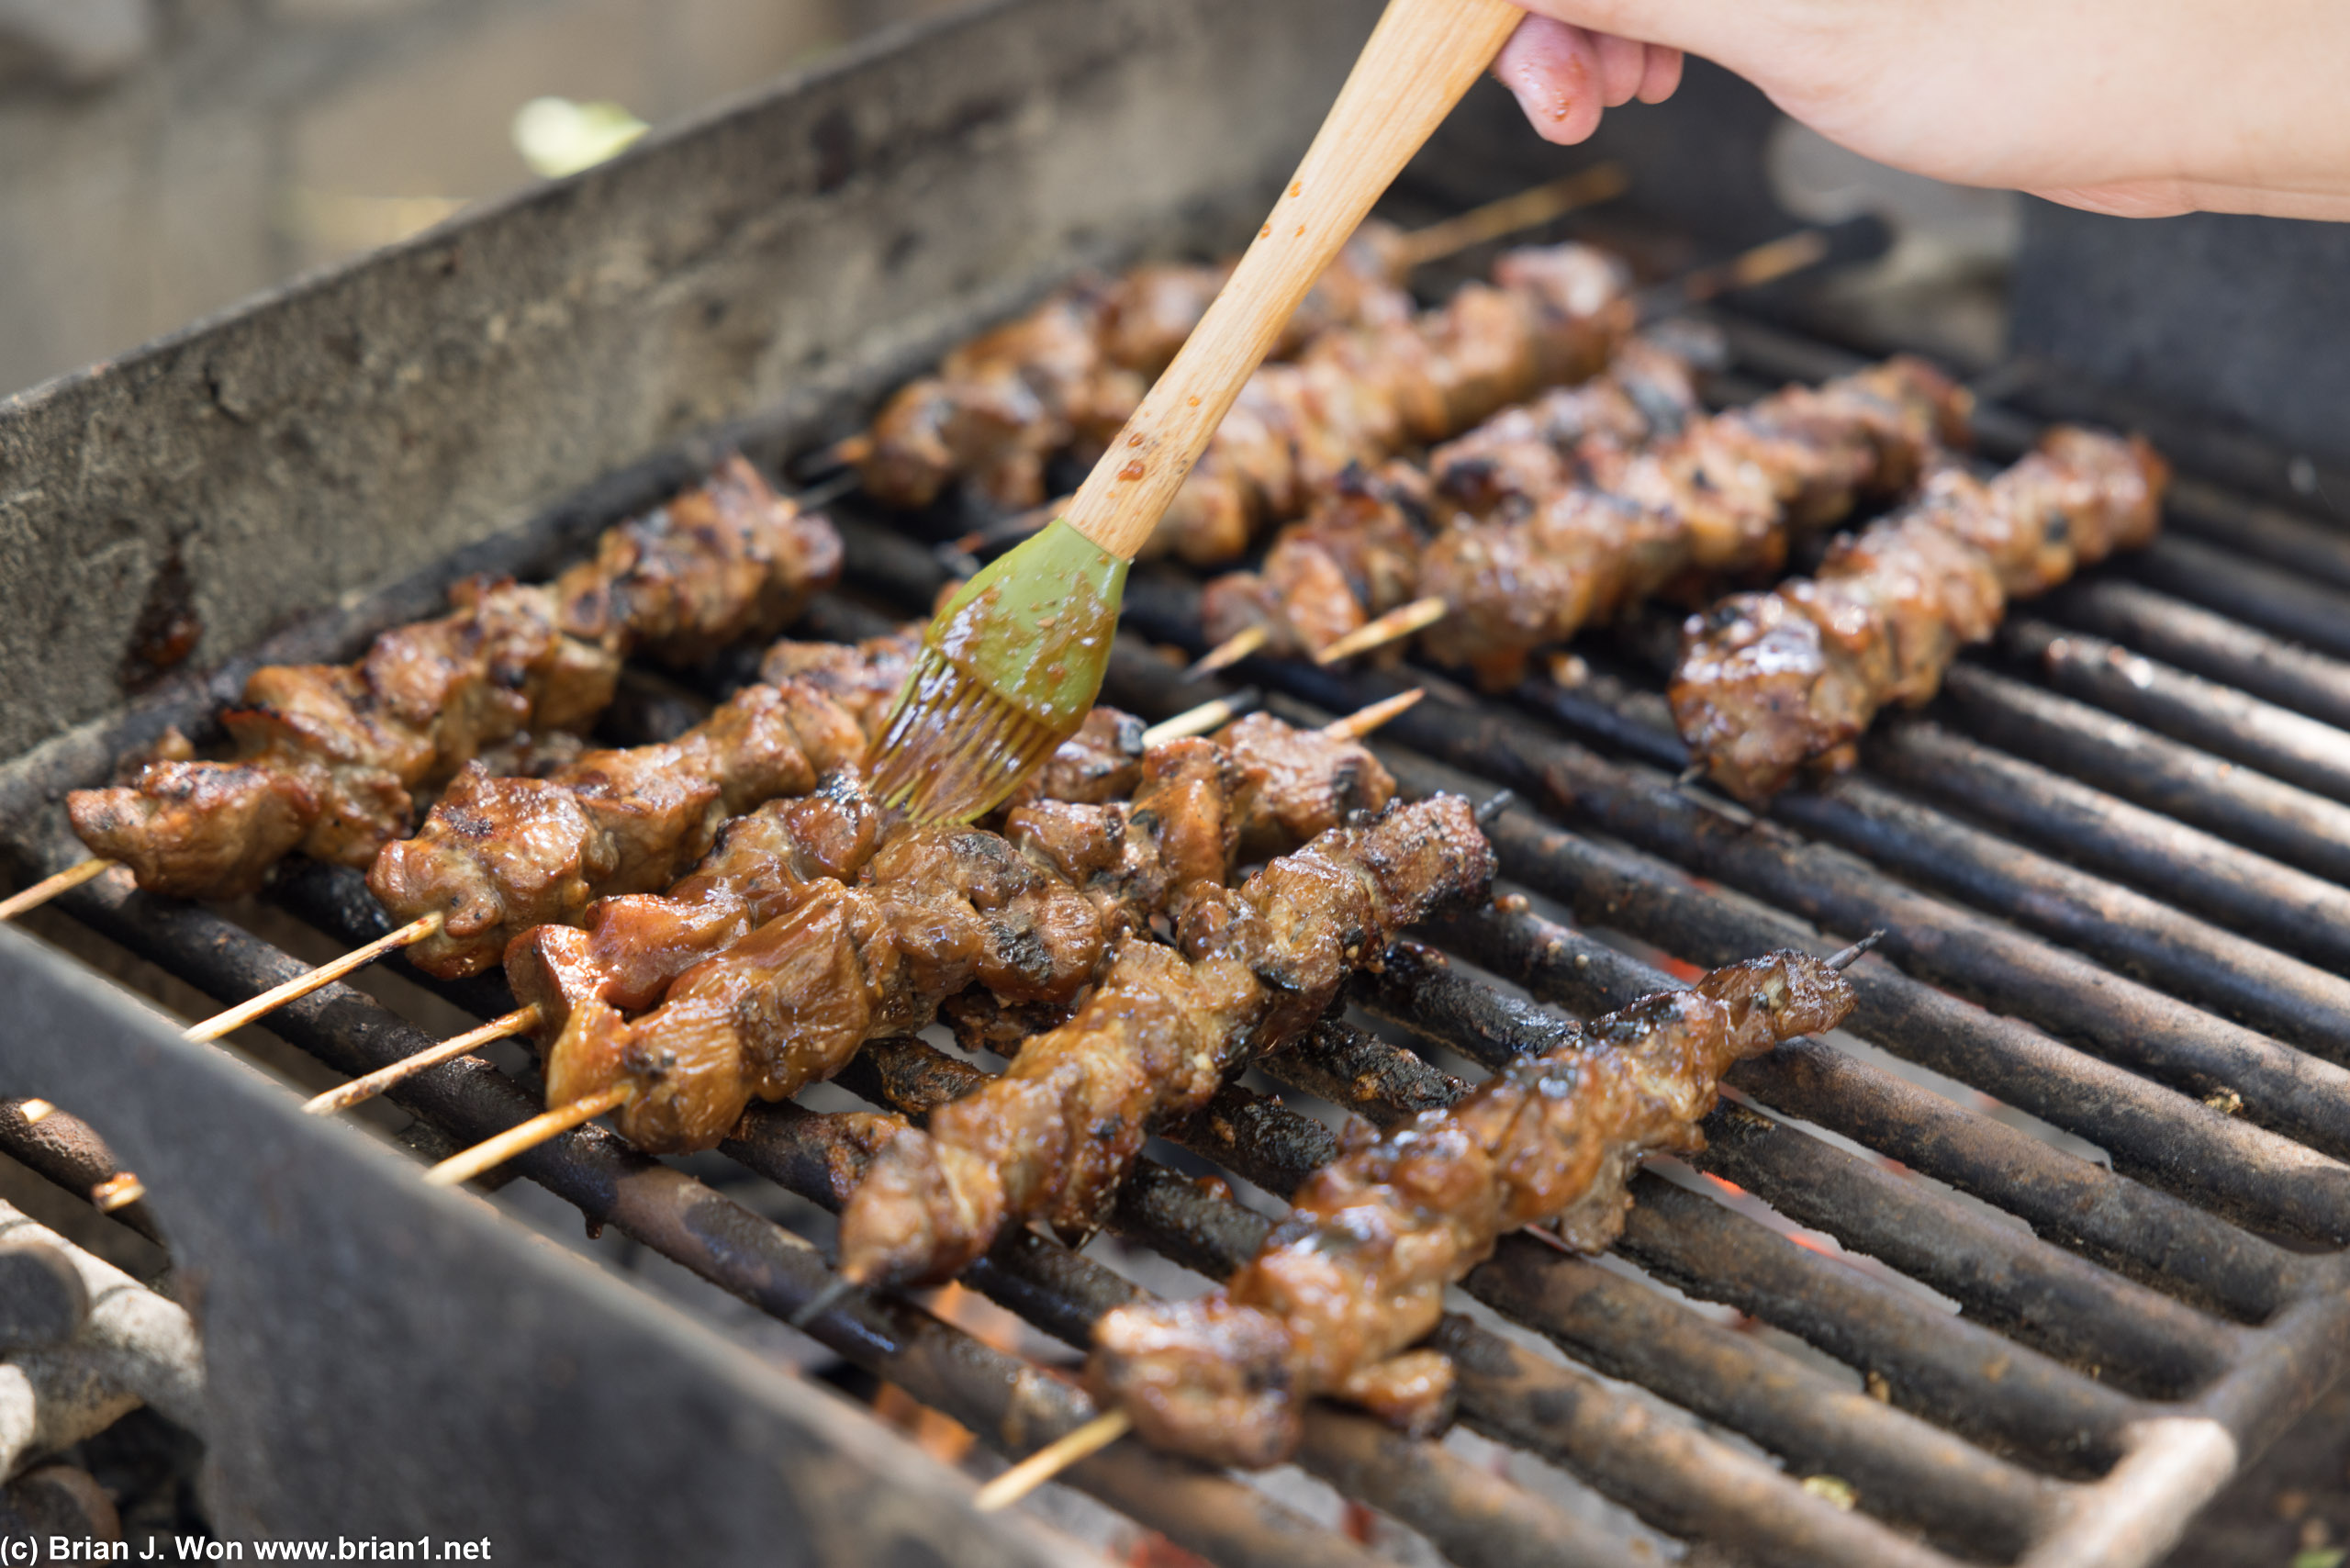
[4,0,2348,1562]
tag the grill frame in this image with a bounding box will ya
[1,2,2348,1562]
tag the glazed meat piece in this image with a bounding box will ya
[1089,946,1857,1468]
[834,793,1496,1290]
[1427,333,1706,518]
[1219,710,1395,858]
[508,771,886,1025]
[68,458,841,901]
[369,679,865,977]
[759,630,923,743]
[554,825,1109,1153]
[553,454,843,667]
[1672,429,2167,801]
[1198,463,1436,663]
[1002,707,1147,809]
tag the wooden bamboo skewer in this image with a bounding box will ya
[1382,162,1628,272]
[972,1409,1135,1512]
[90,1173,147,1213]
[0,858,116,922]
[182,912,443,1043]
[1313,595,1450,666]
[302,1004,543,1116]
[1187,624,1269,678]
[1139,689,1262,748]
[421,1082,632,1188]
[1319,687,1424,739]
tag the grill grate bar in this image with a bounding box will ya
[1773,767,2350,1058]
[1941,663,2350,888]
[1133,610,2350,1245]
[810,1023,1935,1565]
[1863,716,2350,975]
[1461,1233,2055,1561]
[2160,478,2350,598]
[2045,578,2350,734]
[722,1087,1642,1568]
[2127,536,2350,666]
[1523,662,2350,1071]
[2005,617,2350,804]
[1421,868,2303,1322]
[1431,1309,1962,1568]
[1615,1170,2139,1469]
[1353,936,2243,1395]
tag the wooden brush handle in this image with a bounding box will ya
[1061,0,1528,561]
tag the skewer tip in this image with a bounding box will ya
[1187,624,1270,678]
[1673,763,1707,790]
[1312,596,1448,666]
[0,857,118,923]
[1473,789,1516,826]
[973,1409,1135,1512]
[1825,931,1885,972]
[304,1003,542,1116]
[1140,689,1260,749]
[184,911,444,1043]
[791,467,862,510]
[421,1081,630,1188]
[789,1272,860,1330]
[1319,687,1424,742]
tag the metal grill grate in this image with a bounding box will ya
[6,296,2350,1568]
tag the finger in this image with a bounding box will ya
[1592,31,1648,108]
[1635,45,1684,105]
[1494,14,1606,146]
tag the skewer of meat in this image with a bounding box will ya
[301,689,1255,1117]
[1140,241,1636,566]
[847,167,1628,516]
[1193,328,1715,671]
[1074,941,1863,1473]
[833,790,1497,1290]
[1672,427,2168,802]
[58,457,842,903]
[1198,352,1972,690]
[848,223,1416,516]
[503,707,1411,1155]
[365,676,870,979]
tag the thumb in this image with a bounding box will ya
[1494,15,1607,145]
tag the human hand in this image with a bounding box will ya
[1496,0,2350,222]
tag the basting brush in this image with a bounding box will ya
[866,0,1531,823]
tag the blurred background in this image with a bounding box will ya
[0,0,973,400]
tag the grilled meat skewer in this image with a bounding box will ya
[66,458,841,901]
[510,712,1403,1153]
[368,678,868,978]
[1088,946,1858,1469]
[853,222,1420,515]
[1145,244,1633,566]
[1673,428,2169,802]
[1197,330,1713,664]
[1201,352,1970,690]
[835,792,1497,1289]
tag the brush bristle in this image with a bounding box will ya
[867,647,1069,824]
